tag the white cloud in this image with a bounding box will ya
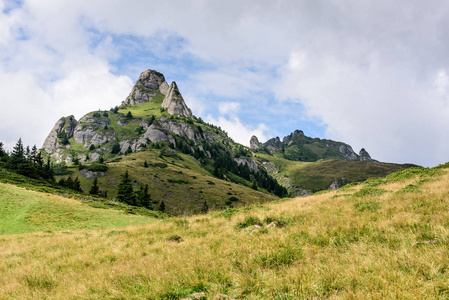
[218,102,240,115]
[205,115,269,147]
[435,70,449,95]
[2,0,449,168]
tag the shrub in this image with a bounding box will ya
[167,234,182,243]
[236,216,263,229]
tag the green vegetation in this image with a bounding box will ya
[255,154,409,193]
[0,183,155,235]
[2,163,449,298]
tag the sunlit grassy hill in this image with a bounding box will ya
[254,153,411,193]
[54,149,278,215]
[0,182,156,235]
[2,165,449,299]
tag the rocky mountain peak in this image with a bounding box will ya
[136,69,166,90]
[250,135,261,150]
[161,81,192,118]
[122,69,192,118]
[359,148,373,161]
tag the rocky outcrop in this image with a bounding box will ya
[264,137,283,153]
[359,148,372,161]
[122,70,166,105]
[329,177,347,190]
[161,82,192,118]
[282,130,304,145]
[325,143,359,160]
[235,158,258,172]
[42,116,77,153]
[250,136,261,150]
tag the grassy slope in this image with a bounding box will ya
[61,150,278,215]
[255,153,408,192]
[1,166,449,298]
[0,183,155,235]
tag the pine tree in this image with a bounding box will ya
[158,200,165,212]
[201,201,209,214]
[116,170,135,205]
[126,111,133,119]
[89,178,100,195]
[144,160,149,168]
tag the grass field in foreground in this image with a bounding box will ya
[0,183,155,235]
[1,167,449,299]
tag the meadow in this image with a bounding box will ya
[1,166,449,299]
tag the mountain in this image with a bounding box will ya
[41,68,411,211]
[250,129,372,162]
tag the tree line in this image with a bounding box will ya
[0,139,53,180]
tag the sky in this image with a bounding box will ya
[1,0,449,167]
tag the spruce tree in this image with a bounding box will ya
[89,178,100,195]
[144,160,149,168]
[158,200,165,212]
[116,170,135,205]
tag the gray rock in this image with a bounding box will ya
[73,124,98,147]
[42,115,77,153]
[325,143,360,160]
[89,131,115,147]
[161,82,192,117]
[80,169,104,179]
[359,148,373,161]
[282,129,304,145]
[250,135,260,150]
[159,117,202,143]
[123,69,166,105]
[329,177,346,190]
[235,158,258,172]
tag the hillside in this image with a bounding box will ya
[253,153,411,194]
[1,164,448,298]
[0,182,156,235]
[37,68,411,211]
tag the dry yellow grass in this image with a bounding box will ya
[1,168,449,299]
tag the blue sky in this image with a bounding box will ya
[1,0,449,167]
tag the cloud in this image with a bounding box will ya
[2,0,449,168]
[218,102,240,115]
[205,115,269,146]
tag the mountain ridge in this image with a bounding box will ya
[40,68,411,211]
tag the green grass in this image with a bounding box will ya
[0,183,155,235]
[2,165,449,298]
[57,150,278,215]
[254,154,409,193]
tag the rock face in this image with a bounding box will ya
[122,69,192,118]
[42,116,77,153]
[123,70,166,105]
[161,82,192,117]
[250,136,261,150]
[235,157,258,172]
[359,148,373,161]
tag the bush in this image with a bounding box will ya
[167,234,182,243]
[236,216,263,229]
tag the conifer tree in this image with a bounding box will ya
[158,200,165,212]
[117,170,135,205]
[144,160,149,168]
[89,178,99,195]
